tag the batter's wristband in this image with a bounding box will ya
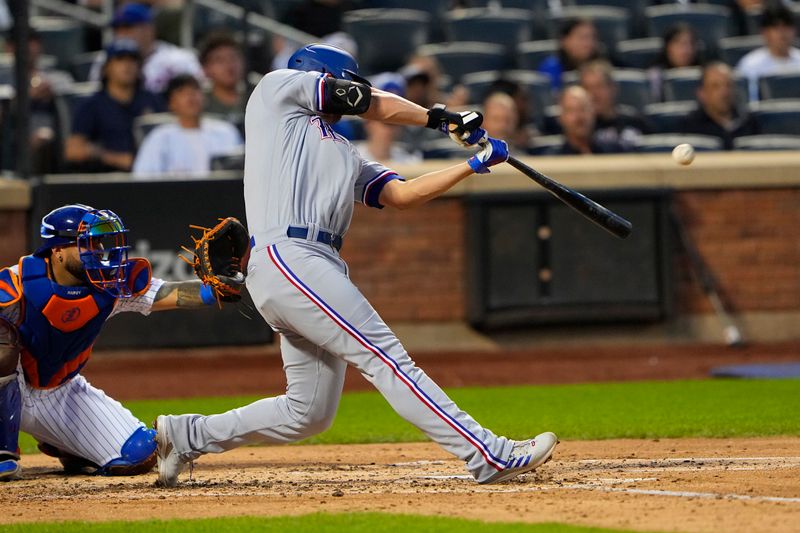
[425,103,448,129]
[199,284,217,305]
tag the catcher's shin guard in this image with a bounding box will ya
[0,373,21,480]
[97,426,157,476]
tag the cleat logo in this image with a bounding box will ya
[61,307,81,323]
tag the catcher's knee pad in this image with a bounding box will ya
[97,427,157,476]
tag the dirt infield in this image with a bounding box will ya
[5,438,799,532]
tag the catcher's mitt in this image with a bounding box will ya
[181,217,249,303]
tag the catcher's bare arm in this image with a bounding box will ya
[151,280,208,311]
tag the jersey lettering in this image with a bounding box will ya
[310,116,347,143]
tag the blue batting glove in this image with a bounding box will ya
[467,138,509,174]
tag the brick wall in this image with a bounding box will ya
[0,209,28,268]
[342,189,800,321]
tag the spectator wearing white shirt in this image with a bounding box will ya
[90,3,204,94]
[133,74,242,178]
[736,3,800,101]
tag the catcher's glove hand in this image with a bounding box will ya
[182,217,249,303]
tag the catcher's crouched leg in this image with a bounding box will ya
[40,427,157,476]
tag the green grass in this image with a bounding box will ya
[19,379,800,454]
[2,513,638,533]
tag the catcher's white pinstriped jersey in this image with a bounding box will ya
[1,266,163,466]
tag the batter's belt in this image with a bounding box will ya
[250,225,344,252]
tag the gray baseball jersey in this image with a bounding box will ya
[161,69,517,483]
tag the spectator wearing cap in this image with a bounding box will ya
[548,86,623,155]
[66,39,164,172]
[199,33,247,121]
[132,74,243,178]
[682,62,759,150]
[736,3,800,101]
[354,73,422,165]
[89,3,203,94]
[580,60,649,152]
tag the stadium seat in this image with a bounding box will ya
[361,0,450,41]
[421,138,471,159]
[549,6,629,55]
[467,0,551,37]
[445,9,533,53]
[518,40,558,71]
[758,71,800,101]
[733,135,800,151]
[132,113,175,147]
[661,67,702,102]
[71,51,103,83]
[541,103,562,135]
[416,42,508,83]
[31,17,86,71]
[644,101,697,133]
[612,69,651,113]
[211,148,245,171]
[566,0,649,39]
[749,99,800,135]
[343,9,431,74]
[526,134,564,155]
[53,81,101,161]
[635,133,722,152]
[718,35,762,67]
[461,70,553,126]
[645,4,732,57]
[615,38,662,69]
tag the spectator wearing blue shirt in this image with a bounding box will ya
[65,39,164,172]
[537,18,601,92]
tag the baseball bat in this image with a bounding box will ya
[669,207,744,347]
[505,156,633,239]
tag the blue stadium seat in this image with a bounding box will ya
[53,81,101,157]
[526,134,564,155]
[445,9,533,53]
[467,0,552,38]
[718,35,763,67]
[71,51,103,83]
[461,70,553,125]
[518,40,558,71]
[612,69,651,113]
[644,101,697,133]
[615,38,662,69]
[344,9,431,74]
[363,0,449,20]
[758,72,800,101]
[635,133,722,153]
[662,67,748,106]
[416,42,508,83]
[549,6,629,55]
[750,99,800,135]
[566,0,649,39]
[645,4,732,57]
[31,17,86,71]
[733,135,800,151]
[132,113,175,147]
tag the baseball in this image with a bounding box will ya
[672,143,695,165]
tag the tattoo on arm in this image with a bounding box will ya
[155,281,206,308]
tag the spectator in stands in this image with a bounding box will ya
[481,91,533,153]
[354,73,422,165]
[3,28,74,173]
[538,18,600,91]
[736,3,800,101]
[199,33,247,122]
[548,86,622,155]
[400,55,469,109]
[682,62,759,149]
[66,39,164,172]
[648,23,702,101]
[580,60,649,151]
[90,3,203,94]
[132,74,243,178]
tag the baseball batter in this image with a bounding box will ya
[155,44,557,486]
[0,204,237,480]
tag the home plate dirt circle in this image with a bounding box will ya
[5,437,798,532]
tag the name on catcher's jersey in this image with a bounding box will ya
[243,69,402,239]
[0,256,153,389]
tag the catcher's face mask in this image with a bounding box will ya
[76,209,131,298]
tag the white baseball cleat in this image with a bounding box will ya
[481,431,558,484]
[154,415,190,488]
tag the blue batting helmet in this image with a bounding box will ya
[287,43,371,86]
